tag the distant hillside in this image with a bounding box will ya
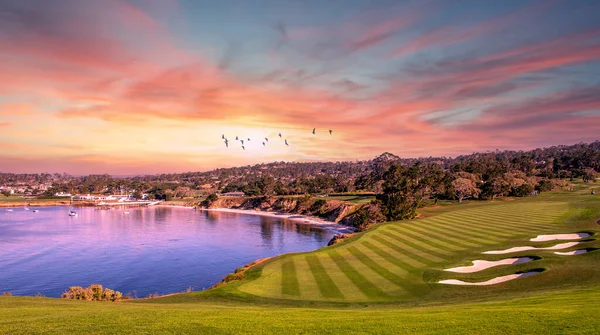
[1,141,598,200]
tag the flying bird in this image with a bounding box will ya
[329,129,332,135]
[285,139,289,146]
[265,137,269,142]
[312,128,316,134]
[247,138,250,141]
[241,139,244,145]
[222,134,225,139]
[242,145,245,150]
[262,142,265,146]
[278,133,282,138]
[236,136,238,140]
[224,139,229,148]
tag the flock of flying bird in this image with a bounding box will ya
[221,128,333,150]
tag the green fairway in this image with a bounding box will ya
[1,186,599,334]
[237,192,599,303]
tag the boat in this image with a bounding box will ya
[6,209,13,212]
[24,206,30,211]
[33,209,39,213]
[68,205,78,217]
[124,211,130,214]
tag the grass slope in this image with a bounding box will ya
[238,192,599,303]
[2,287,599,334]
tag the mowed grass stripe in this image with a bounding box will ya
[450,204,564,218]
[381,229,451,260]
[406,221,498,246]
[433,218,548,237]
[457,215,562,231]
[281,259,300,296]
[369,235,432,266]
[423,217,525,238]
[328,250,390,299]
[426,217,544,238]
[293,256,322,299]
[305,255,343,299]
[385,226,467,252]
[425,217,533,237]
[335,249,407,297]
[351,242,411,277]
[390,223,479,249]
[394,223,481,249]
[347,246,414,295]
[361,241,417,272]
[443,213,556,229]
[441,212,562,228]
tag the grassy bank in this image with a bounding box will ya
[1,286,599,334]
[0,196,71,207]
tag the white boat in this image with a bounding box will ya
[24,207,30,211]
[33,209,39,213]
[68,206,78,216]
[6,209,13,212]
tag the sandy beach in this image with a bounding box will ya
[199,208,354,234]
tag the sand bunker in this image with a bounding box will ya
[530,233,590,242]
[444,257,534,273]
[483,242,580,254]
[555,249,588,256]
[439,271,541,286]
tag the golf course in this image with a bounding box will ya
[2,184,599,334]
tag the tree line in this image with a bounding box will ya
[1,142,598,203]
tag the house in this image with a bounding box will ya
[54,192,72,197]
[72,194,116,201]
[220,191,246,197]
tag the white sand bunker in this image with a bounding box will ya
[439,271,541,286]
[555,249,589,256]
[483,242,580,255]
[444,257,534,273]
[530,233,590,242]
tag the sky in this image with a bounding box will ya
[0,0,599,175]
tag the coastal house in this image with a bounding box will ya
[54,192,72,197]
[220,191,246,197]
[72,194,117,201]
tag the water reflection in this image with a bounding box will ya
[0,206,332,297]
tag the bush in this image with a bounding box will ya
[310,199,327,214]
[206,193,218,202]
[61,284,128,302]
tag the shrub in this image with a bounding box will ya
[1,292,12,296]
[310,199,327,214]
[61,284,128,302]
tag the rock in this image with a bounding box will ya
[327,234,345,246]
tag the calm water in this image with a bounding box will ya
[0,206,332,297]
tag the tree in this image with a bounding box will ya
[581,168,598,183]
[131,190,142,200]
[1,190,10,197]
[451,178,480,202]
[378,165,423,221]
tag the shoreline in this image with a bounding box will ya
[199,208,354,234]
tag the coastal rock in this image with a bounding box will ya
[327,234,346,246]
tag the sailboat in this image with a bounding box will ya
[68,201,77,217]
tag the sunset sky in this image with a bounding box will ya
[1,0,599,175]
